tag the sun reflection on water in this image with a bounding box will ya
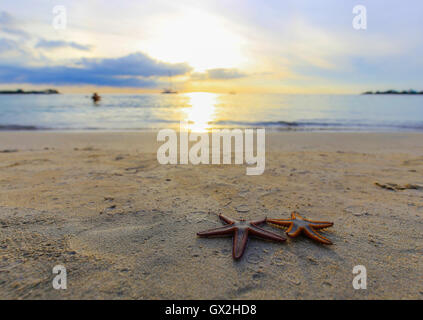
[182,92,218,132]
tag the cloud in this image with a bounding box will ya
[0,11,31,40]
[0,10,191,88]
[0,11,14,24]
[0,38,23,53]
[191,68,247,80]
[77,52,192,77]
[0,38,37,65]
[0,52,192,87]
[35,39,92,51]
[0,65,158,87]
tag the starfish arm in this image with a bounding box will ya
[249,225,287,242]
[197,224,235,237]
[266,218,292,227]
[233,228,249,259]
[303,226,333,244]
[250,217,267,226]
[308,221,334,229]
[286,223,302,237]
[219,214,236,225]
[291,212,303,220]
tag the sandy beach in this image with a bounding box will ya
[0,131,422,299]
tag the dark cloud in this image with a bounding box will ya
[77,53,191,77]
[0,52,192,87]
[191,68,247,80]
[0,65,157,87]
[35,39,92,51]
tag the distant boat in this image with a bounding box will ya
[161,88,178,94]
[229,91,237,95]
[161,71,178,94]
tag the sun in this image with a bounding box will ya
[145,9,247,72]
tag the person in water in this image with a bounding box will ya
[91,92,101,103]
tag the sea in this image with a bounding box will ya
[0,92,422,132]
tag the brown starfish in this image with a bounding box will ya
[267,212,334,245]
[197,214,286,259]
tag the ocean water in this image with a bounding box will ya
[0,92,422,131]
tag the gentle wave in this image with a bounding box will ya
[2,121,423,131]
[212,120,423,131]
[0,124,47,131]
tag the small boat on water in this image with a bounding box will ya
[161,88,178,94]
[161,71,178,94]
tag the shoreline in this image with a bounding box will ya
[2,130,423,152]
[2,128,423,134]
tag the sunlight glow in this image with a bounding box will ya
[145,9,247,72]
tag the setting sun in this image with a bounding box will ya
[145,9,247,72]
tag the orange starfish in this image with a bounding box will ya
[267,212,334,244]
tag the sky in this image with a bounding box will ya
[0,0,422,93]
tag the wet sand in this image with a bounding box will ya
[0,131,422,299]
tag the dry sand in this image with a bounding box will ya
[0,131,422,299]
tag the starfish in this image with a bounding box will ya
[197,214,286,259]
[267,212,334,245]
